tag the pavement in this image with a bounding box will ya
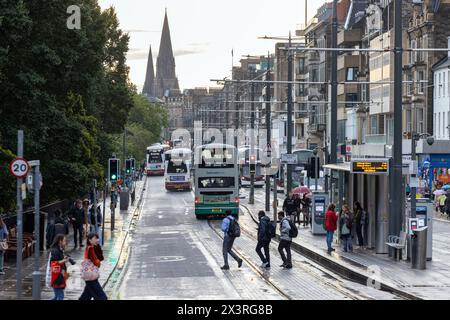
[0,178,146,300]
[239,187,450,300]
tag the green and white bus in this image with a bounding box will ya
[194,143,239,219]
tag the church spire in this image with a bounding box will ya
[142,45,155,97]
[155,9,179,97]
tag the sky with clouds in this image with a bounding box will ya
[98,0,326,91]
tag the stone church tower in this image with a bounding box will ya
[154,9,180,98]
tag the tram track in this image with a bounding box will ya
[206,219,293,300]
[239,203,407,300]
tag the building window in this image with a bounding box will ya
[346,67,358,81]
[407,72,413,95]
[370,115,377,135]
[444,72,447,97]
[410,39,417,64]
[299,58,306,74]
[311,69,318,82]
[299,80,306,96]
[439,73,442,97]
[418,71,425,94]
[417,108,424,134]
[406,109,412,133]
[346,93,358,108]
[439,112,441,137]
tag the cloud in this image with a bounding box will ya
[173,48,206,57]
[127,48,151,60]
[123,29,161,33]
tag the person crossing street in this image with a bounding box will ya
[255,211,273,268]
[220,210,243,270]
[277,211,293,269]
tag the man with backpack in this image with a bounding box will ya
[256,211,275,269]
[220,210,243,270]
[278,211,297,269]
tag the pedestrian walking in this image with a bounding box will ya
[325,203,338,254]
[220,210,243,270]
[79,233,108,300]
[445,192,450,219]
[277,211,292,269]
[282,192,297,217]
[49,234,70,300]
[0,217,9,275]
[293,194,301,225]
[339,205,354,252]
[68,199,87,249]
[89,205,102,235]
[255,211,273,268]
[301,195,311,227]
[353,202,366,247]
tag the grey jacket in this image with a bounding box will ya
[279,217,292,241]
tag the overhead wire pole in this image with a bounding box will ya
[249,77,256,205]
[391,0,404,250]
[286,31,294,194]
[265,52,272,214]
[330,0,338,165]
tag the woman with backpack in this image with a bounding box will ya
[79,233,108,300]
[339,205,354,253]
[49,234,70,300]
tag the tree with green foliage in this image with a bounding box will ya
[0,0,149,211]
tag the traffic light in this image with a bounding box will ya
[109,158,120,182]
[125,159,132,175]
[249,155,256,175]
[130,158,135,172]
[308,157,319,179]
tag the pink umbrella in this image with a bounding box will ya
[292,186,311,195]
[433,189,446,196]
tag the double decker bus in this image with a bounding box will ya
[238,146,265,187]
[145,143,170,176]
[194,143,239,219]
[164,148,192,191]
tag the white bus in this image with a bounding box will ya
[194,143,239,219]
[145,143,170,176]
[238,146,265,187]
[164,148,192,191]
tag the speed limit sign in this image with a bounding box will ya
[9,157,30,179]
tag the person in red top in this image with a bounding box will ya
[79,233,108,300]
[325,203,338,254]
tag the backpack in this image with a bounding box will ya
[286,219,298,238]
[227,217,241,238]
[268,222,276,238]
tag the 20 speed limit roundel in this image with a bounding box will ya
[9,157,30,178]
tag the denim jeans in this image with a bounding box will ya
[278,240,292,266]
[342,234,353,252]
[223,235,240,266]
[326,231,334,251]
[255,241,270,264]
[73,224,84,246]
[52,288,65,300]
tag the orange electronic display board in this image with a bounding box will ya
[351,159,389,174]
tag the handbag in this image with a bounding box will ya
[80,259,99,281]
[0,240,8,251]
[50,261,67,289]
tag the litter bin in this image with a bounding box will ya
[120,190,130,210]
[411,226,428,270]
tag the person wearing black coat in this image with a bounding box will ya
[255,211,272,268]
[282,192,297,216]
[68,200,86,249]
